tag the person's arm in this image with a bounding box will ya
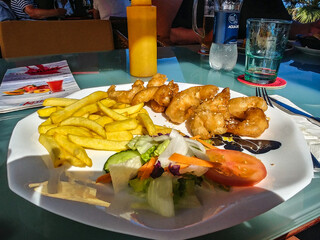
[170,27,201,45]
[152,0,183,40]
[24,5,66,19]
[91,0,100,19]
[92,8,100,19]
[289,20,320,39]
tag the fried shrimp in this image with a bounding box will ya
[165,86,202,124]
[153,80,179,107]
[187,88,230,139]
[146,73,168,87]
[165,85,219,124]
[131,86,159,105]
[228,96,268,119]
[227,107,269,137]
[150,100,166,113]
[131,80,179,112]
[199,85,219,100]
[107,80,144,104]
[188,111,227,139]
[196,87,231,119]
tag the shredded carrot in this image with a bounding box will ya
[137,162,148,174]
[191,135,217,150]
[177,163,189,169]
[190,135,201,139]
[169,153,216,168]
[96,173,111,184]
[138,157,157,180]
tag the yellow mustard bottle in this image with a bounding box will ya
[127,0,157,77]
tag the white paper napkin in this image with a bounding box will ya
[271,95,320,172]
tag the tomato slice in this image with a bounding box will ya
[205,149,267,186]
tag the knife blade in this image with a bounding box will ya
[269,97,320,127]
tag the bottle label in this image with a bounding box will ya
[213,11,240,44]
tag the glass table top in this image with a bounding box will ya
[0,46,319,240]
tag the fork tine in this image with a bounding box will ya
[256,87,260,97]
[262,88,274,107]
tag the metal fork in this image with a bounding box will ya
[256,87,273,107]
[256,87,320,168]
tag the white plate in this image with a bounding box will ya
[7,83,313,239]
[295,45,320,56]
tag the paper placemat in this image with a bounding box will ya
[271,95,320,173]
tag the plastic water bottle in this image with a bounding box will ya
[209,0,243,71]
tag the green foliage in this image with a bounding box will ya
[283,0,320,23]
[296,6,320,23]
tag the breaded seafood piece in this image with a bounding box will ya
[188,111,227,139]
[196,87,231,119]
[228,96,268,119]
[153,80,179,107]
[150,100,166,113]
[227,107,269,138]
[107,80,144,104]
[198,85,219,101]
[187,88,230,139]
[146,73,168,87]
[165,85,219,124]
[131,86,159,105]
[132,80,179,112]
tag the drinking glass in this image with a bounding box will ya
[244,18,292,84]
[192,0,215,55]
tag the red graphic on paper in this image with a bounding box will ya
[3,84,50,95]
[25,64,65,75]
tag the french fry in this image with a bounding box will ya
[37,107,57,118]
[72,103,99,117]
[98,102,128,121]
[94,116,114,127]
[38,124,58,134]
[106,131,133,141]
[104,118,138,132]
[50,91,108,123]
[68,134,129,151]
[111,103,131,109]
[88,114,101,121]
[46,126,93,137]
[38,89,168,169]
[39,134,65,167]
[54,134,92,167]
[40,117,52,126]
[130,124,146,135]
[137,113,157,136]
[100,98,117,108]
[82,113,90,118]
[155,125,172,135]
[59,116,106,138]
[59,148,87,167]
[43,97,78,107]
[129,108,149,118]
[39,133,86,168]
[113,102,144,115]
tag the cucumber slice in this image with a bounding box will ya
[103,150,140,172]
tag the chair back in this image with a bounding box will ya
[0,20,114,58]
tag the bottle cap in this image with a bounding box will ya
[131,0,151,5]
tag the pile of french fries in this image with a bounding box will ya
[37,90,172,168]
